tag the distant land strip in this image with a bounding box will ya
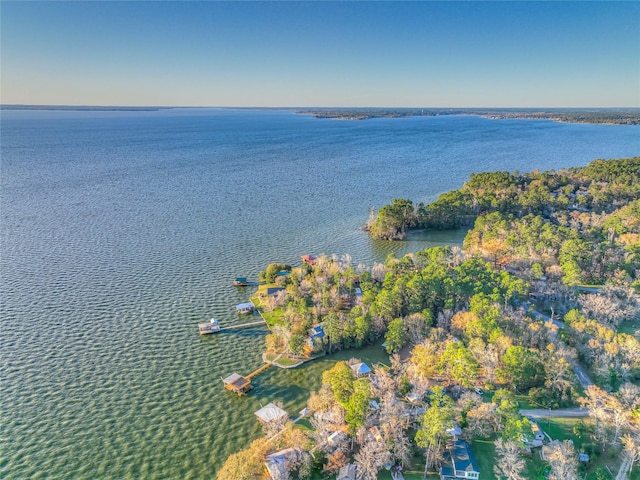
[0,104,164,112]
[297,108,640,125]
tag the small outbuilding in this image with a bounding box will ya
[350,362,372,377]
[198,318,220,334]
[255,403,288,424]
[524,422,545,447]
[327,430,347,446]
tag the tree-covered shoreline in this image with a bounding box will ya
[297,108,640,126]
[367,157,640,287]
[218,157,640,480]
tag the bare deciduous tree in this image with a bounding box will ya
[547,440,578,480]
[466,402,498,439]
[354,438,391,480]
[493,438,527,480]
[621,433,640,475]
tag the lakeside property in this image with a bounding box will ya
[218,158,640,480]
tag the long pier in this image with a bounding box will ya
[246,362,272,380]
[218,319,266,331]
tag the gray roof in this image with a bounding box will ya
[265,448,297,480]
[255,403,288,423]
[450,439,479,474]
[337,463,358,480]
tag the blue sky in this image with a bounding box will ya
[2,1,639,107]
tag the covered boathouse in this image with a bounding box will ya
[223,373,252,395]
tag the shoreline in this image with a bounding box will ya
[296,108,640,126]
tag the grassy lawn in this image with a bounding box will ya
[618,320,640,338]
[264,352,279,362]
[249,283,286,327]
[275,355,304,367]
[472,438,498,480]
[515,394,536,409]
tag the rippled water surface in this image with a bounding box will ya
[2,108,639,478]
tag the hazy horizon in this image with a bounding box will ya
[2,1,639,108]
[3,104,640,110]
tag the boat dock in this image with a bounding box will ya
[198,318,221,334]
[199,318,266,335]
[222,362,272,396]
[220,319,266,330]
[223,373,253,395]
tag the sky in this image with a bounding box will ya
[1,1,639,108]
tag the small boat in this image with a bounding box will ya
[233,277,249,286]
[199,318,221,334]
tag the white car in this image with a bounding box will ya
[474,388,484,395]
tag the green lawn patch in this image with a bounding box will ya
[249,284,286,328]
[275,355,304,367]
[264,352,279,362]
[472,438,498,480]
[618,320,640,338]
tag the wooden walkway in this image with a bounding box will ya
[218,319,266,331]
[246,362,272,380]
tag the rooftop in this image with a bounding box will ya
[255,402,288,423]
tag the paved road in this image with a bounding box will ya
[573,364,594,389]
[528,306,595,388]
[531,308,565,329]
[519,408,589,418]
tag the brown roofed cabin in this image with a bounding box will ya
[223,373,252,395]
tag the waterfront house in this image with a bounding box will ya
[255,403,288,424]
[440,439,480,480]
[307,325,325,346]
[265,447,299,480]
[301,254,316,265]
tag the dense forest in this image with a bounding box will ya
[219,157,640,480]
[367,158,640,285]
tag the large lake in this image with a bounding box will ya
[2,108,639,478]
